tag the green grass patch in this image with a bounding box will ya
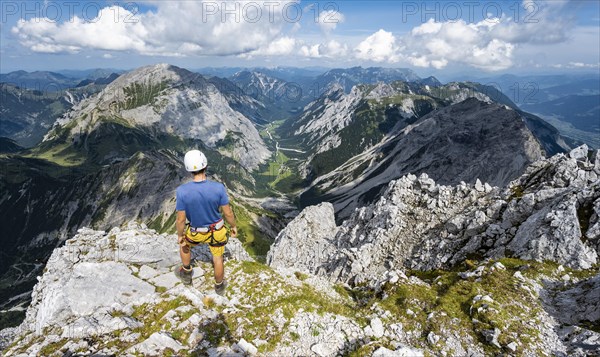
[122,81,169,110]
[39,338,68,356]
[23,142,85,167]
[214,261,365,353]
[132,296,192,341]
[201,316,233,346]
[375,260,552,353]
[171,328,186,343]
[294,271,309,281]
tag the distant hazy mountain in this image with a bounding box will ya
[418,76,443,87]
[196,66,326,83]
[0,70,79,91]
[521,94,600,148]
[75,73,121,87]
[311,66,423,96]
[533,79,600,101]
[257,66,328,82]
[57,68,126,81]
[0,77,121,147]
[469,73,600,105]
[230,70,292,101]
[522,95,600,132]
[228,70,312,119]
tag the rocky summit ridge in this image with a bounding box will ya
[269,145,599,282]
[1,146,599,356]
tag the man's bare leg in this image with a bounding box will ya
[175,243,194,285]
[180,244,192,268]
[213,255,224,283]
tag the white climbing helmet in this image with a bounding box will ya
[184,150,208,172]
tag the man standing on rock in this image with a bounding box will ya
[174,150,237,295]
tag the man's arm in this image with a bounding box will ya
[220,204,237,237]
[176,210,187,244]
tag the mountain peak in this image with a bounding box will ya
[111,63,194,87]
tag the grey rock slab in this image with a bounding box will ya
[138,265,160,280]
[370,317,385,338]
[553,273,600,325]
[128,331,184,356]
[149,271,181,289]
[236,338,258,356]
[34,261,155,330]
[267,202,338,274]
[569,144,589,160]
[116,230,180,268]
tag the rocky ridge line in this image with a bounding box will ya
[269,145,599,284]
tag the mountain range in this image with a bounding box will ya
[467,73,600,149]
[1,63,598,356]
[1,145,597,356]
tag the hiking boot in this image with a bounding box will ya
[215,280,227,296]
[175,265,193,285]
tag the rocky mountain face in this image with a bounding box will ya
[292,79,567,218]
[266,145,600,355]
[229,71,290,104]
[45,63,271,170]
[270,145,598,282]
[312,67,423,94]
[282,81,494,177]
[228,70,306,121]
[2,146,598,357]
[0,79,121,147]
[0,83,72,147]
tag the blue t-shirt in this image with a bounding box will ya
[175,180,229,227]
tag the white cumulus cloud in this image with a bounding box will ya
[354,29,400,63]
[300,40,348,59]
[11,1,297,56]
[240,36,297,58]
[350,0,574,71]
[402,18,516,71]
[9,0,582,72]
[317,9,345,33]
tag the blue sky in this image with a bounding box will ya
[0,0,598,75]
